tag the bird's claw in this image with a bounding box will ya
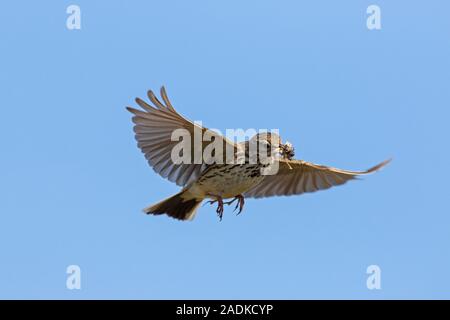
[204,199,217,206]
[223,198,237,206]
[216,204,224,221]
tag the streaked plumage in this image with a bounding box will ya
[127,87,390,221]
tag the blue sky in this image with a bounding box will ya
[0,1,449,299]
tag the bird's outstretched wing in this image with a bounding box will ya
[127,87,238,186]
[244,158,391,198]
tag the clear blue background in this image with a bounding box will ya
[0,1,449,299]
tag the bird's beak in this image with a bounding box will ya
[274,146,283,157]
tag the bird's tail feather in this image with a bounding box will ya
[143,191,203,221]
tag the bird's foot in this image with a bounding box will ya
[215,198,224,221]
[224,195,245,215]
[206,196,224,221]
[235,195,245,215]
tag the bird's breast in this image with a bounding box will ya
[191,164,266,199]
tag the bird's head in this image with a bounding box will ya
[280,141,295,160]
[250,132,294,160]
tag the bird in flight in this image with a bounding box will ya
[126,87,390,221]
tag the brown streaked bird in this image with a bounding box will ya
[126,87,390,221]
